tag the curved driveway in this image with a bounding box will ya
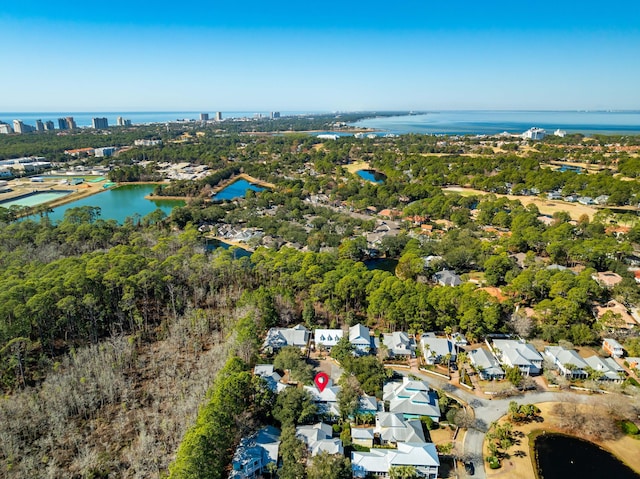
[389,368,590,479]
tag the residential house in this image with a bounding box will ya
[314,328,344,350]
[449,332,468,347]
[592,271,624,288]
[304,378,341,416]
[547,191,563,200]
[544,346,588,379]
[594,301,638,329]
[383,377,441,422]
[351,427,375,448]
[626,357,640,372]
[595,195,610,205]
[262,324,310,353]
[296,423,343,456]
[374,412,426,445]
[352,442,439,479]
[603,338,625,358]
[491,339,543,376]
[433,269,462,287]
[583,356,626,382]
[577,196,594,205]
[229,426,281,479]
[383,331,417,358]
[420,336,456,365]
[350,323,374,354]
[469,348,505,380]
[359,393,380,415]
[253,364,287,393]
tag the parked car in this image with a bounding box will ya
[464,461,475,475]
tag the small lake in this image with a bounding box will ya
[205,239,252,259]
[364,258,398,273]
[357,169,386,184]
[535,433,640,479]
[212,179,266,201]
[38,184,185,223]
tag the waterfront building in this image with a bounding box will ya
[200,113,209,121]
[35,120,44,132]
[0,123,12,134]
[44,121,55,131]
[215,111,222,121]
[58,118,68,129]
[13,120,25,134]
[65,117,77,129]
[92,117,109,129]
[271,111,280,119]
[522,127,546,140]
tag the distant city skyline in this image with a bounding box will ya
[2,0,640,111]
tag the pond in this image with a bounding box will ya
[535,433,639,479]
[205,239,252,259]
[212,179,266,201]
[364,258,398,273]
[356,169,386,184]
[38,184,185,224]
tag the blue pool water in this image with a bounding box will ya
[212,179,266,201]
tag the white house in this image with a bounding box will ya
[383,377,440,422]
[583,356,626,382]
[420,336,456,365]
[253,364,287,393]
[352,442,439,479]
[314,328,344,350]
[230,426,281,479]
[350,323,374,354]
[433,270,462,287]
[296,423,343,456]
[603,338,624,358]
[469,348,505,380]
[262,324,310,353]
[351,427,375,448]
[375,412,426,445]
[522,127,546,140]
[491,339,543,376]
[544,346,588,379]
[304,378,341,416]
[383,331,416,358]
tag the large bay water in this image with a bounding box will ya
[535,433,640,479]
[39,184,184,223]
[352,111,640,135]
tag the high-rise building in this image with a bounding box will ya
[117,116,124,126]
[44,121,55,131]
[35,120,44,132]
[65,117,77,129]
[271,112,280,119]
[215,111,222,121]
[92,117,109,129]
[200,113,209,121]
[0,123,13,134]
[58,118,68,130]
[13,120,25,134]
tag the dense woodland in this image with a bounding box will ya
[1,122,640,477]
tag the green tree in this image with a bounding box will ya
[389,465,420,479]
[273,346,314,384]
[273,387,317,427]
[505,366,523,387]
[307,452,352,479]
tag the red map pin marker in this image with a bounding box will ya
[314,372,329,392]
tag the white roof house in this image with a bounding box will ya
[230,426,281,479]
[352,442,439,479]
[314,328,344,349]
[375,412,426,445]
[296,423,343,456]
[420,336,456,365]
[583,356,626,382]
[349,323,374,353]
[433,270,462,287]
[627,357,640,372]
[351,427,375,448]
[253,364,287,393]
[262,324,310,352]
[304,379,341,416]
[603,338,625,358]
[491,339,543,375]
[383,332,417,357]
[383,377,441,422]
[544,346,588,379]
[469,348,505,380]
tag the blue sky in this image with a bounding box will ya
[2,1,639,111]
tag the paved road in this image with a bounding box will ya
[389,368,585,479]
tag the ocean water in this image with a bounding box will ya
[352,111,640,136]
[0,111,323,128]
